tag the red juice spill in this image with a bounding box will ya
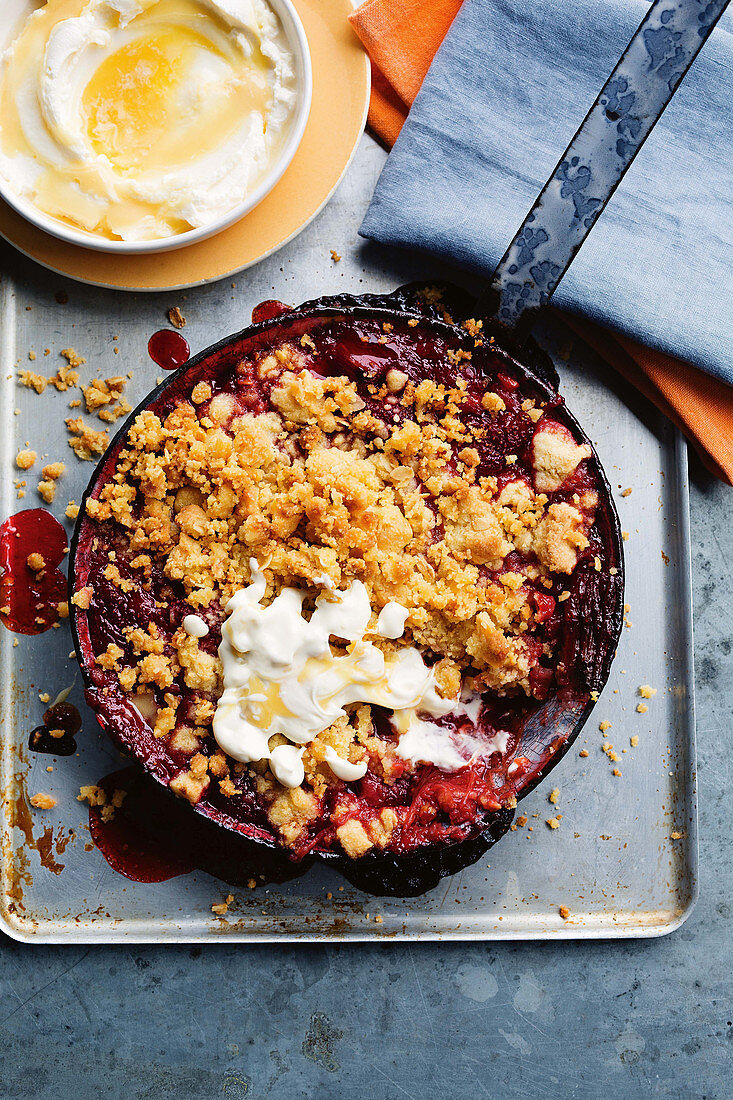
[87,767,309,887]
[29,701,82,756]
[148,329,190,371]
[87,768,194,883]
[251,299,290,324]
[0,509,68,634]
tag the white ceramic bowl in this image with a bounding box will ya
[0,0,312,255]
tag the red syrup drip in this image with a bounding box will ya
[29,701,82,757]
[0,509,68,634]
[87,767,310,887]
[147,329,190,371]
[251,299,291,324]
[88,768,195,883]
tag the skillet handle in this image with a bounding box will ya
[475,0,730,331]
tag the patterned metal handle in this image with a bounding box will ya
[478,0,730,329]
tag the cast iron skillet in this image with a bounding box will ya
[69,284,624,895]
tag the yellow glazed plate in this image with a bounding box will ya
[0,0,370,291]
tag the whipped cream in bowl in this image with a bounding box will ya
[0,0,311,252]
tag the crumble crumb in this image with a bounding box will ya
[329,249,341,262]
[42,462,65,480]
[30,792,56,809]
[620,487,632,497]
[613,768,622,777]
[630,735,639,747]
[671,831,684,840]
[549,788,560,804]
[66,417,109,460]
[579,749,589,757]
[599,720,612,732]
[37,480,56,503]
[61,347,86,369]
[559,905,570,920]
[66,501,80,519]
[211,893,235,916]
[636,703,648,714]
[516,815,528,827]
[18,369,48,394]
[638,685,656,698]
[50,363,80,391]
[191,382,212,404]
[16,450,36,470]
[546,817,560,830]
[27,553,45,572]
[77,784,126,821]
[622,531,630,541]
[71,586,93,609]
[167,306,186,329]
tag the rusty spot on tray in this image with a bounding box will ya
[37,826,64,875]
[3,757,34,912]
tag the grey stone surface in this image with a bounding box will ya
[0,136,731,1098]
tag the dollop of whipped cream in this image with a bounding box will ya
[213,560,463,787]
[0,0,298,241]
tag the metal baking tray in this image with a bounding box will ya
[0,144,697,942]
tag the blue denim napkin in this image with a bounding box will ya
[359,0,733,385]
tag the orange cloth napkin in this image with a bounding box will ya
[350,0,733,484]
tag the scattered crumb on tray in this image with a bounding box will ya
[167,306,186,329]
[211,893,235,916]
[61,347,86,369]
[16,449,36,470]
[30,792,56,809]
[18,369,48,394]
[66,417,109,460]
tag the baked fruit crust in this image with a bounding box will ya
[69,285,624,895]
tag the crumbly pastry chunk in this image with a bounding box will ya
[532,425,592,493]
[75,320,606,858]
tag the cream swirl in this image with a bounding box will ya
[212,561,459,787]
